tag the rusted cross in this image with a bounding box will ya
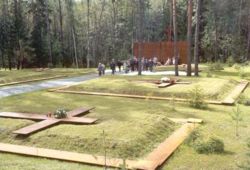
[133,78,191,88]
[0,107,97,135]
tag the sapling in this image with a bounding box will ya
[231,104,243,137]
[102,130,107,170]
[170,94,176,111]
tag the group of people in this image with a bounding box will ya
[97,56,158,76]
[123,56,158,73]
[97,59,122,76]
[164,57,178,66]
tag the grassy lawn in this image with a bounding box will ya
[0,153,101,170]
[65,75,238,100]
[0,68,96,84]
[0,64,250,170]
[0,91,178,160]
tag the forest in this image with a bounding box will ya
[0,0,250,70]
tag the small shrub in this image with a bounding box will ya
[170,95,176,111]
[194,137,224,154]
[239,68,247,78]
[54,108,67,119]
[244,100,250,106]
[47,63,54,68]
[209,62,224,71]
[233,64,241,71]
[206,70,213,78]
[185,130,201,146]
[238,94,246,104]
[242,61,250,66]
[188,86,207,109]
[237,94,250,106]
[226,56,234,67]
[231,104,243,137]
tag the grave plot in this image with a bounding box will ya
[52,75,248,105]
[0,118,202,170]
[0,92,181,161]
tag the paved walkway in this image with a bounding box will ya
[0,74,98,99]
[0,70,194,99]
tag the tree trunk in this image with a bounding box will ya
[14,0,20,70]
[169,0,173,42]
[8,55,12,70]
[194,0,201,76]
[58,0,65,66]
[72,28,79,68]
[138,0,144,76]
[187,0,193,76]
[19,40,24,69]
[45,0,53,67]
[1,51,5,70]
[173,0,178,76]
[247,4,250,60]
[86,0,90,68]
[214,6,219,62]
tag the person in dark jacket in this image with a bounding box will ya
[110,59,116,75]
[117,60,123,72]
[130,58,135,72]
[148,59,154,72]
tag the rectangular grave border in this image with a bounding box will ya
[0,118,202,170]
[49,81,249,106]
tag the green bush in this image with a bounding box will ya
[238,94,246,104]
[233,64,241,71]
[206,70,213,78]
[185,130,201,146]
[244,100,250,106]
[54,108,67,119]
[237,94,250,106]
[208,62,224,71]
[226,56,234,67]
[239,68,247,78]
[194,137,225,154]
[188,86,207,109]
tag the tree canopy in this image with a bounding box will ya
[0,0,249,69]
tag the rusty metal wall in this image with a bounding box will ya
[133,41,188,64]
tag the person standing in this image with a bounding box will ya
[124,60,130,74]
[101,63,106,75]
[110,59,116,75]
[145,59,149,71]
[117,60,123,72]
[153,56,158,67]
[130,58,135,72]
[149,59,154,72]
[97,63,103,76]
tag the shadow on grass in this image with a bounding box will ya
[15,134,29,140]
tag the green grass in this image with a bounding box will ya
[0,153,101,170]
[66,75,238,100]
[0,68,95,84]
[1,64,250,170]
[0,91,178,160]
